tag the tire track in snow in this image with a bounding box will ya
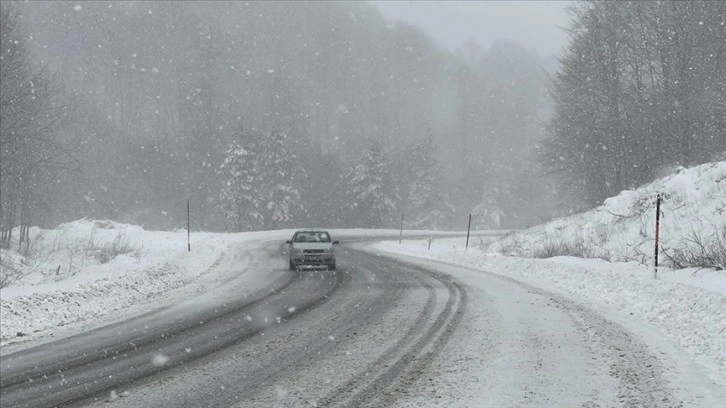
[0,259,341,407]
[318,252,467,407]
[88,247,412,408]
[377,253,683,408]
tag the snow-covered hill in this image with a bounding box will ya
[493,161,726,269]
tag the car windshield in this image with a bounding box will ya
[294,232,331,242]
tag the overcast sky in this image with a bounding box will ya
[371,1,573,56]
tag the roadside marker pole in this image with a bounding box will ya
[187,200,191,252]
[654,193,661,279]
[465,213,472,250]
[399,212,404,244]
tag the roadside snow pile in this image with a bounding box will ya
[492,161,726,269]
[0,219,226,344]
[1,219,145,288]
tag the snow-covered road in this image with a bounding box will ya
[366,253,675,407]
[4,234,716,407]
[368,239,725,407]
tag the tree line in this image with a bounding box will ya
[217,128,447,231]
[0,5,78,248]
[543,1,726,207]
[4,1,722,238]
[3,1,556,234]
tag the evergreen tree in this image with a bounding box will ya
[218,130,264,231]
[256,130,304,229]
[344,139,397,227]
[400,135,450,229]
[218,128,304,231]
[299,151,346,227]
[472,187,505,229]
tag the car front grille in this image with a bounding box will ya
[303,249,325,254]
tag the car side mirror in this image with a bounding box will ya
[333,240,340,245]
[286,240,292,244]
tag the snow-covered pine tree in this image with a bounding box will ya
[256,129,304,229]
[299,151,346,227]
[472,187,505,229]
[218,130,264,231]
[344,139,397,227]
[402,135,450,229]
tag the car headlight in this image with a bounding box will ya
[294,248,305,254]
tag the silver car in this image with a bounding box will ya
[286,230,339,271]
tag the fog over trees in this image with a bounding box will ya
[1,1,723,237]
[544,1,726,207]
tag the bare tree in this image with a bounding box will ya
[0,4,73,248]
[543,1,726,208]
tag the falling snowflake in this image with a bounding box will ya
[151,353,169,367]
[275,385,288,399]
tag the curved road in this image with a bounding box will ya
[0,240,683,407]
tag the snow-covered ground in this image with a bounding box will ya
[369,239,725,394]
[1,162,723,404]
[492,161,726,269]
[0,219,296,351]
[0,222,458,352]
[367,162,726,404]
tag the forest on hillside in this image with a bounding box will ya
[1,1,723,238]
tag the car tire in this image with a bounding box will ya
[289,261,295,271]
[329,262,336,271]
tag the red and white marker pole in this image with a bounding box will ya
[654,193,661,279]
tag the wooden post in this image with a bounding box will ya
[654,193,661,279]
[187,200,191,252]
[399,212,404,244]
[18,225,24,252]
[465,213,472,250]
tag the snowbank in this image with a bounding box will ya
[0,219,291,347]
[492,161,726,269]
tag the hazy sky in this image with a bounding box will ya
[371,1,573,56]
